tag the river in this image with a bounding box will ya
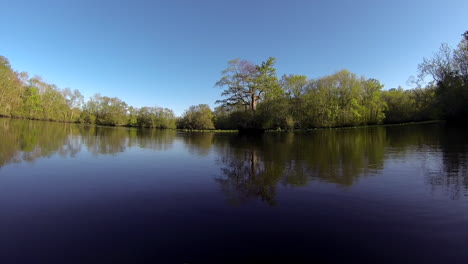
[0,118,467,263]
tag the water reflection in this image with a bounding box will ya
[181,132,215,156]
[1,117,467,202]
[134,128,175,150]
[0,118,80,167]
[0,118,176,167]
[214,128,388,205]
[215,138,284,205]
[214,124,468,203]
[426,126,468,199]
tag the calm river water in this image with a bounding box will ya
[0,118,467,263]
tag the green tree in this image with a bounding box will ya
[41,83,68,121]
[304,70,363,127]
[21,86,43,119]
[0,56,23,117]
[178,104,215,130]
[137,106,176,128]
[382,87,416,123]
[417,31,468,122]
[213,106,235,130]
[360,78,386,124]
[127,106,139,127]
[215,57,281,112]
[280,74,309,128]
[63,88,84,122]
[257,95,292,130]
[83,94,128,126]
[410,86,438,121]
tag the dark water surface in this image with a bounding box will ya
[1,118,467,263]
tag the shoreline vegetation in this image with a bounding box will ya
[0,115,444,133]
[1,32,466,133]
[268,120,446,132]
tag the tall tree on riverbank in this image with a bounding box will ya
[417,31,468,122]
[215,57,281,112]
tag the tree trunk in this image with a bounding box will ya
[251,94,257,111]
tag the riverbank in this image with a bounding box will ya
[295,120,445,132]
[0,116,445,133]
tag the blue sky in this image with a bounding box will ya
[1,0,467,115]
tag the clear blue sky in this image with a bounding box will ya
[1,0,467,115]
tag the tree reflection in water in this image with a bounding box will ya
[425,126,468,199]
[1,118,467,202]
[214,128,388,205]
[0,118,82,167]
[0,118,176,167]
[181,132,215,156]
[215,124,468,204]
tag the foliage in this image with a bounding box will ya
[280,74,309,128]
[417,31,468,122]
[382,87,417,123]
[0,56,23,117]
[213,106,237,130]
[214,61,391,130]
[137,106,176,129]
[178,104,215,130]
[2,31,467,131]
[215,57,282,112]
[81,94,128,126]
[0,55,178,129]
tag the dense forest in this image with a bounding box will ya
[1,31,466,130]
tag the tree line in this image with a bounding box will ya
[0,58,179,128]
[1,31,466,130]
[212,62,439,130]
[214,31,467,130]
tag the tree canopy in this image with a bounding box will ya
[178,104,215,130]
[417,31,468,122]
[215,57,282,112]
